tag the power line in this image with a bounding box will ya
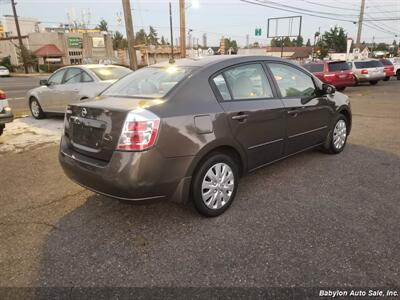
[240,0,357,23]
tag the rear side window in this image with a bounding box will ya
[212,75,231,100]
[269,63,316,98]
[81,71,94,82]
[380,59,392,66]
[63,68,82,84]
[222,64,273,100]
[328,61,350,72]
[354,61,384,68]
[303,64,324,73]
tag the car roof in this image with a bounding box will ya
[150,55,289,69]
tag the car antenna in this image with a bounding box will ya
[168,2,175,64]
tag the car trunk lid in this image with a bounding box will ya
[65,96,162,161]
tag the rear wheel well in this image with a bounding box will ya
[192,146,244,178]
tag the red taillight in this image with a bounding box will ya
[361,69,368,74]
[117,109,160,151]
[323,74,335,81]
[0,90,6,100]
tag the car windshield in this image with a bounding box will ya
[354,61,384,68]
[380,59,392,66]
[103,66,194,98]
[303,64,324,73]
[328,61,350,72]
[0,66,7,70]
[89,66,132,81]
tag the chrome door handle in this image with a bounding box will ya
[232,114,248,120]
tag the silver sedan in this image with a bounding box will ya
[26,64,132,119]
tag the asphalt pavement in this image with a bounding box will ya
[0,79,399,291]
[0,75,47,114]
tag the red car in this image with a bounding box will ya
[303,61,354,91]
[380,59,395,81]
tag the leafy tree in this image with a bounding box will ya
[0,56,12,70]
[135,29,148,45]
[113,31,127,50]
[306,38,311,47]
[375,43,388,51]
[316,26,347,58]
[148,26,159,45]
[160,36,166,45]
[224,38,238,50]
[295,35,304,47]
[97,19,108,32]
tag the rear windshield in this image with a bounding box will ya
[0,66,7,70]
[328,61,350,72]
[354,61,384,69]
[103,66,194,98]
[303,64,324,73]
[380,59,393,66]
[89,66,132,81]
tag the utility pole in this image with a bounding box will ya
[356,0,366,46]
[11,0,28,74]
[179,0,186,58]
[169,2,175,63]
[122,0,138,70]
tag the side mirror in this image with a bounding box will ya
[322,83,336,95]
[39,79,49,86]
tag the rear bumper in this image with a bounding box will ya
[0,110,13,124]
[356,74,385,82]
[59,137,194,202]
[332,80,355,88]
[385,70,395,77]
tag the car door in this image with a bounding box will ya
[38,68,67,112]
[266,62,334,156]
[51,67,85,112]
[211,62,286,171]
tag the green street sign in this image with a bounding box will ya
[255,28,262,36]
[68,37,82,48]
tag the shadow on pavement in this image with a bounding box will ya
[36,144,400,287]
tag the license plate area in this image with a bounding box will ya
[72,123,104,149]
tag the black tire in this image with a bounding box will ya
[337,87,346,92]
[30,97,46,119]
[0,124,4,136]
[370,81,378,85]
[397,71,400,80]
[192,152,239,217]
[322,114,349,155]
[383,77,390,81]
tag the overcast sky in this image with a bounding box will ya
[1,0,399,46]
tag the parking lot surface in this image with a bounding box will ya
[0,80,399,287]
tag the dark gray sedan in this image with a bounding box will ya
[59,56,352,217]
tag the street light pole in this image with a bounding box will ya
[122,0,138,70]
[179,0,186,58]
[11,0,28,74]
